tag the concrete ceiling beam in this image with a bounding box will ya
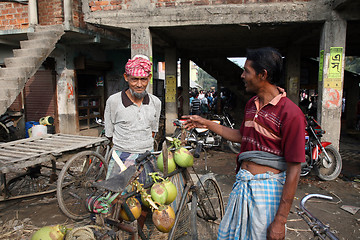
[85,1,331,29]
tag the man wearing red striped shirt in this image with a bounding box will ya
[183,47,306,240]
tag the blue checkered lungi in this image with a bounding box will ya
[217,168,286,240]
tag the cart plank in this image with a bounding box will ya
[2,146,43,153]
[0,134,109,173]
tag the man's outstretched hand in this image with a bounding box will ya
[181,115,208,130]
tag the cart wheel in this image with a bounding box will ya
[6,172,55,197]
[57,151,108,220]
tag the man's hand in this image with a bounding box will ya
[181,115,208,130]
[267,219,285,240]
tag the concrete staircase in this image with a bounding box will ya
[0,25,65,115]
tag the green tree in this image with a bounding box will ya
[197,68,217,90]
[345,56,360,74]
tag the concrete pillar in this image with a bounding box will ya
[54,45,77,134]
[285,45,301,105]
[130,27,153,94]
[318,12,347,150]
[28,0,38,26]
[63,0,73,30]
[165,48,177,136]
[180,58,190,116]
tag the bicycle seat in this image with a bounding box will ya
[93,165,136,193]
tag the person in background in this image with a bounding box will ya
[207,91,213,108]
[183,47,305,240]
[201,92,210,116]
[190,91,201,115]
[189,90,196,105]
[198,90,205,100]
[177,86,184,119]
[212,91,219,114]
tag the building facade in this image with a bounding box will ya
[0,0,359,148]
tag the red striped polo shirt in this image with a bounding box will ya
[239,90,306,163]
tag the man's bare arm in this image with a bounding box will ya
[267,162,301,240]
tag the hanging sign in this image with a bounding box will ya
[328,47,343,79]
[324,47,343,91]
[165,75,176,103]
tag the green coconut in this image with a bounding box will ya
[157,151,176,174]
[163,179,178,205]
[174,147,194,168]
[31,225,67,240]
[151,182,168,205]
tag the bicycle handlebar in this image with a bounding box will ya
[300,194,333,211]
[134,146,193,164]
[299,194,339,240]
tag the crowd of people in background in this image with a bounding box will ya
[189,89,217,116]
[188,88,237,117]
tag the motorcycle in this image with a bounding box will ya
[172,111,241,155]
[0,113,17,143]
[301,116,342,181]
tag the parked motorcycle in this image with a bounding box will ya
[172,112,241,155]
[301,116,342,181]
[0,113,17,143]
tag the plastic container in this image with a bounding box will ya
[31,125,47,137]
[25,121,39,138]
[39,116,54,125]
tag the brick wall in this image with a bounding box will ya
[73,0,86,28]
[38,0,63,25]
[0,2,29,30]
[89,0,311,11]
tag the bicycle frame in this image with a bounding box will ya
[91,147,224,240]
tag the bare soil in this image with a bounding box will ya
[0,134,359,239]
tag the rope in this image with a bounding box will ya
[66,225,102,240]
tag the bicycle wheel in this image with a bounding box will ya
[57,151,108,220]
[196,174,225,239]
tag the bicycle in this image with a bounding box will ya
[57,140,225,239]
[297,194,339,240]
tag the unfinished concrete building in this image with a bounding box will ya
[0,0,359,149]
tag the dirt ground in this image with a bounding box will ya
[0,132,359,239]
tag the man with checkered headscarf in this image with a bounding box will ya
[104,55,161,227]
[104,55,161,183]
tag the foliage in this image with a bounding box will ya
[197,67,217,90]
[345,56,360,74]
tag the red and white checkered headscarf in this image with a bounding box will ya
[125,55,152,77]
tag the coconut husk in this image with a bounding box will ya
[0,217,39,240]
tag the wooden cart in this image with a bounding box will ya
[0,134,109,202]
